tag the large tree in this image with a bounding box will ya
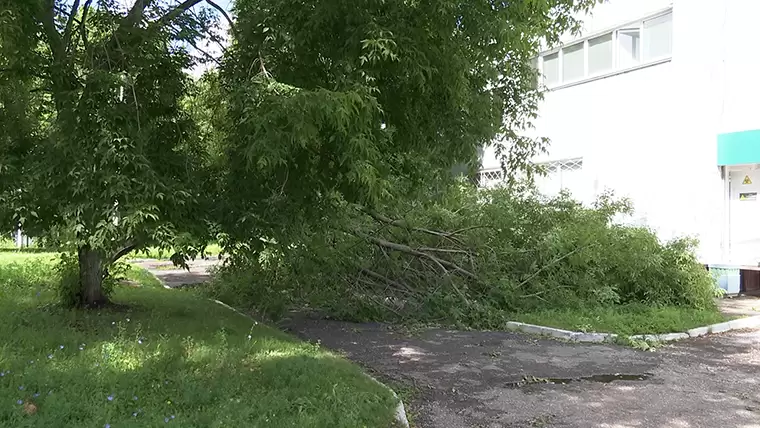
[0,0,226,306]
[214,0,601,252]
[1,0,600,308]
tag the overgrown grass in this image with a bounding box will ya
[512,304,729,336]
[0,253,398,427]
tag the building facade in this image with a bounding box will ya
[479,0,760,265]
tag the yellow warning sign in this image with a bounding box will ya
[743,175,753,185]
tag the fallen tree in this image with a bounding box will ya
[208,182,719,328]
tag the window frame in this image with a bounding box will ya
[538,8,672,90]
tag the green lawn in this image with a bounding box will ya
[0,252,397,427]
[513,304,729,336]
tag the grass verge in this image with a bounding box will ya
[0,253,397,428]
[512,304,730,336]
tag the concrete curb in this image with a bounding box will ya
[506,315,760,343]
[365,375,410,428]
[209,300,411,427]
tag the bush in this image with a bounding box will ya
[208,182,719,328]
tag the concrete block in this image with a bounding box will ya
[687,327,709,338]
[570,333,611,343]
[505,321,524,331]
[707,321,732,334]
[656,333,689,342]
[505,322,576,340]
[727,316,760,330]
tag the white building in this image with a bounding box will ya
[480,0,760,266]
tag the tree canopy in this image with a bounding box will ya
[0,0,600,307]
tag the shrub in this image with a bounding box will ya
[209,182,718,328]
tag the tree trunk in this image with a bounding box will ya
[78,245,108,307]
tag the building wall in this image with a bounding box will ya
[481,0,760,262]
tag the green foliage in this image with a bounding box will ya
[209,182,720,329]
[1,0,607,307]
[216,0,603,248]
[0,253,398,427]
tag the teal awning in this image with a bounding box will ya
[718,130,760,166]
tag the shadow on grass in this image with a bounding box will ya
[0,287,398,428]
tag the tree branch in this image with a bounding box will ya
[110,241,139,265]
[37,0,64,62]
[205,0,234,29]
[154,0,204,29]
[517,245,591,288]
[127,0,155,25]
[360,206,469,246]
[353,230,477,279]
[360,268,411,292]
[62,0,81,51]
[79,0,94,54]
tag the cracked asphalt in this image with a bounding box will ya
[284,319,760,428]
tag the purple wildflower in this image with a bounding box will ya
[16,400,22,405]
[107,394,114,401]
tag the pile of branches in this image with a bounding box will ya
[213,185,717,328]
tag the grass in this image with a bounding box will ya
[0,252,398,427]
[512,304,730,336]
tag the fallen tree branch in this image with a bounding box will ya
[360,268,412,292]
[517,244,592,288]
[352,229,477,280]
[417,247,470,255]
[358,206,486,247]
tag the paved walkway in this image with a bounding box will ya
[719,296,760,317]
[130,258,220,288]
[284,318,760,428]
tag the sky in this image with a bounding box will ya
[190,0,233,77]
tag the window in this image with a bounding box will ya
[538,9,672,88]
[588,33,613,75]
[535,158,585,198]
[542,52,559,86]
[475,158,584,190]
[562,43,585,82]
[643,12,672,60]
[617,28,641,68]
